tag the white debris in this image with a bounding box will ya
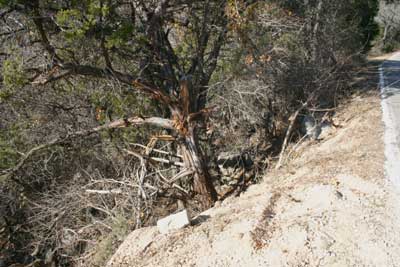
[157,209,190,234]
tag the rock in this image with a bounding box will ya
[217,152,253,177]
[217,153,242,166]
[213,201,222,208]
[157,209,190,234]
[301,116,322,140]
[319,121,333,139]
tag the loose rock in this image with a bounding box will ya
[157,210,190,234]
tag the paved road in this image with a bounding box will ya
[380,52,400,186]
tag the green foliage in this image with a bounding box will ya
[375,1,400,54]
[90,92,147,121]
[0,0,16,8]
[0,0,39,8]
[173,29,197,71]
[352,0,380,50]
[56,9,93,41]
[213,46,246,80]
[381,37,400,52]
[279,0,380,52]
[89,90,154,144]
[1,57,27,101]
[87,0,110,17]
[0,124,22,171]
[275,33,304,56]
[89,215,130,267]
[55,1,109,41]
[105,22,134,49]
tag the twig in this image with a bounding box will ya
[284,134,308,163]
[169,169,194,183]
[156,170,190,195]
[85,189,123,195]
[123,149,185,167]
[129,143,183,158]
[149,156,185,167]
[275,100,310,170]
[308,107,336,112]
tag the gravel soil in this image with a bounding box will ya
[107,94,400,267]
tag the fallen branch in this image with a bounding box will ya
[130,143,183,158]
[123,149,185,167]
[149,156,185,167]
[283,134,309,164]
[0,116,174,179]
[157,170,190,195]
[275,100,310,170]
[85,189,123,195]
[169,169,194,183]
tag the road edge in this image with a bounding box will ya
[380,52,400,187]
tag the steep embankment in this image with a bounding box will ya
[107,94,400,267]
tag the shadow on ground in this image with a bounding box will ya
[353,59,384,93]
[380,60,400,99]
[357,58,400,96]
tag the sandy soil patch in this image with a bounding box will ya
[107,94,400,267]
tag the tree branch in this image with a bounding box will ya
[275,98,312,170]
[0,116,174,179]
[31,0,62,62]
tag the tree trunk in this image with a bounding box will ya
[311,0,324,63]
[180,126,218,208]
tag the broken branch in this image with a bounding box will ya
[275,100,310,170]
[0,116,174,179]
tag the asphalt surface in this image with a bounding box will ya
[380,52,400,186]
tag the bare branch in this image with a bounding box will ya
[31,0,62,62]
[129,143,183,158]
[275,99,312,170]
[0,116,174,179]
[123,149,185,167]
[85,189,123,195]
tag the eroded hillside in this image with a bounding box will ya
[107,94,400,267]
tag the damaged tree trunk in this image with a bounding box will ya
[163,77,219,208]
[130,78,219,208]
[180,126,218,208]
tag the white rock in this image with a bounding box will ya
[319,123,332,139]
[157,209,190,234]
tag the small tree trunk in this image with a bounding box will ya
[311,0,324,63]
[382,24,389,45]
[180,126,218,208]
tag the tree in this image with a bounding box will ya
[273,0,379,52]
[0,0,228,207]
[377,0,400,52]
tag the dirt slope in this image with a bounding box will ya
[107,94,400,267]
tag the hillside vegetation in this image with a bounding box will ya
[0,0,384,266]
